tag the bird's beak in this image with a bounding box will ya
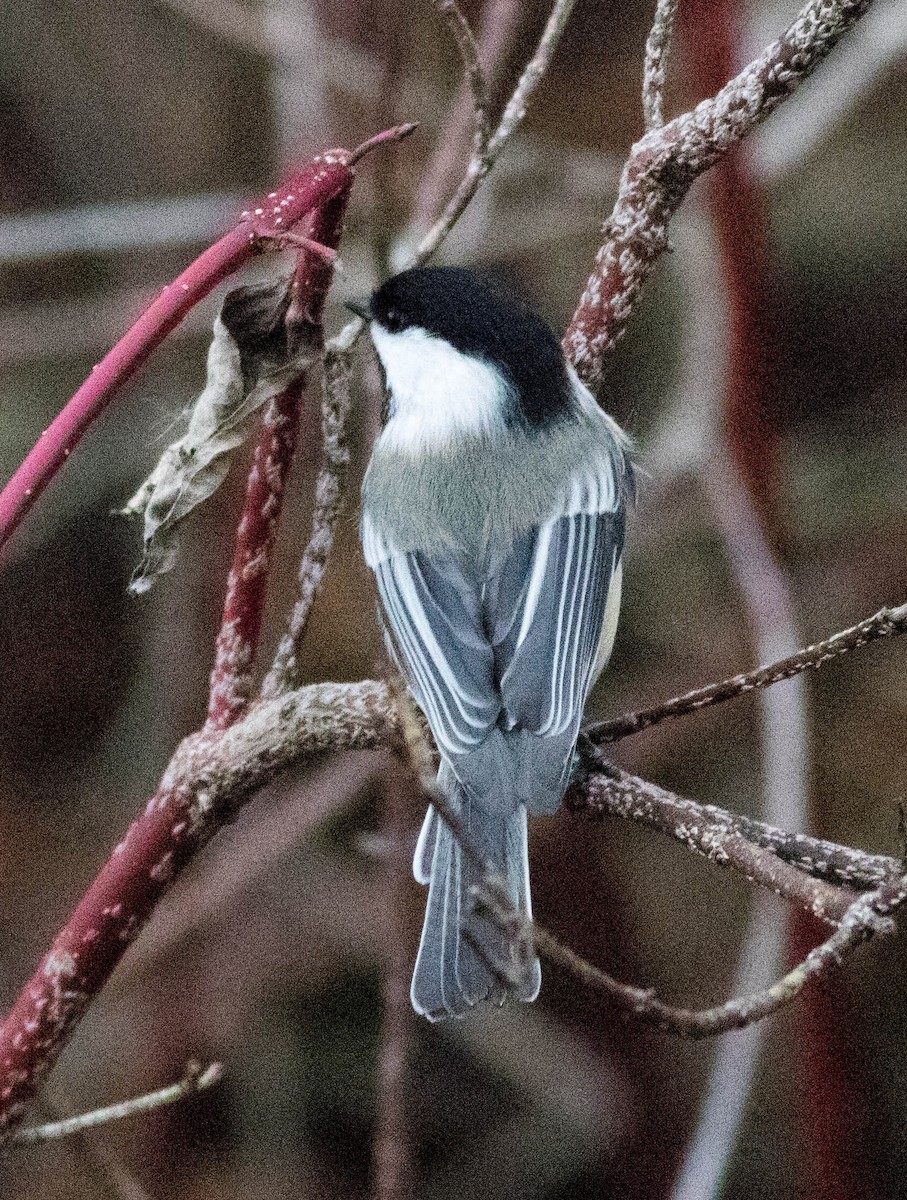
[344,297,372,320]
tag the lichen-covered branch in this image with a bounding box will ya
[642,0,680,129]
[567,754,866,923]
[568,753,902,893]
[564,0,875,384]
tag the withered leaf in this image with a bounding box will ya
[122,278,317,595]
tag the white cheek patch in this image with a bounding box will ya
[371,323,509,451]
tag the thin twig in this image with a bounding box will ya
[531,877,906,1039]
[349,123,420,166]
[13,1063,223,1145]
[262,348,354,697]
[586,601,907,744]
[37,1087,155,1200]
[433,0,491,160]
[325,0,572,356]
[412,0,523,231]
[643,0,681,129]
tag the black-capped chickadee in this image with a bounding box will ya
[352,267,632,1020]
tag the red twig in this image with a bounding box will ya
[0,153,354,557]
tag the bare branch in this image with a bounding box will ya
[13,1063,222,1145]
[643,0,681,129]
[412,0,523,231]
[412,0,579,265]
[531,878,906,1038]
[564,0,876,384]
[586,601,907,744]
[262,348,354,697]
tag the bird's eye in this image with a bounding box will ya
[384,308,404,332]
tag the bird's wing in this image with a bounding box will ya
[485,462,625,812]
[362,449,627,806]
[362,516,500,761]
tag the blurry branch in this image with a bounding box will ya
[13,1063,222,1146]
[155,0,382,101]
[642,0,681,129]
[585,601,907,745]
[434,1,491,160]
[410,0,579,265]
[0,191,243,264]
[263,347,354,697]
[412,0,523,231]
[754,0,907,180]
[667,143,802,1196]
[372,756,416,1200]
[564,0,877,384]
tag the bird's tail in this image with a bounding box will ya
[410,760,541,1020]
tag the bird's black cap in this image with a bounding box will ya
[368,266,573,428]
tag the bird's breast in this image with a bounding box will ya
[361,409,624,564]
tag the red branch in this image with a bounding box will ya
[0,153,353,557]
[0,129,414,1138]
[206,189,351,730]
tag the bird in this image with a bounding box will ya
[352,266,632,1020]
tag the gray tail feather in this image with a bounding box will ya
[410,763,541,1020]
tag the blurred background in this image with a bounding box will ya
[1,0,907,1196]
